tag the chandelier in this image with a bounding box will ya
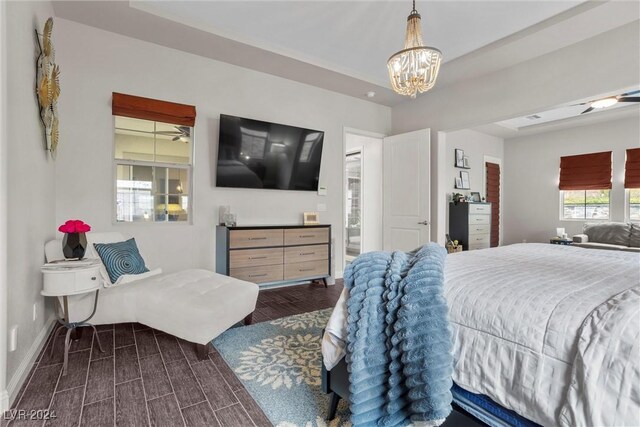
[387,0,442,98]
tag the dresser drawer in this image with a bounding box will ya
[469,204,491,215]
[284,228,329,246]
[284,245,329,264]
[468,224,490,236]
[230,264,283,284]
[229,229,283,249]
[468,234,490,246]
[468,215,490,225]
[468,241,490,251]
[229,248,283,268]
[284,260,329,281]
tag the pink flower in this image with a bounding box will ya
[58,219,91,234]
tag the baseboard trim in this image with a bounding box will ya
[5,315,55,409]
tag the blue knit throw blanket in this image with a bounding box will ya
[344,243,453,427]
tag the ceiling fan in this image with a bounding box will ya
[155,126,191,142]
[579,90,640,114]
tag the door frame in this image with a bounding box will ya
[483,155,504,246]
[342,127,386,276]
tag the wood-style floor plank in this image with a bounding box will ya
[115,379,149,427]
[80,398,114,427]
[147,395,184,427]
[181,402,220,427]
[114,345,140,385]
[84,358,114,405]
[190,360,238,410]
[139,354,172,400]
[165,359,206,409]
[46,386,84,427]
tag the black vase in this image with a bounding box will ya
[62,232,87,259]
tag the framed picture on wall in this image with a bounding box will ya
[460,171,470,189]
[455,177,463,188]
[455,149,464,167]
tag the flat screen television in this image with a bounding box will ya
[216,114,324,191]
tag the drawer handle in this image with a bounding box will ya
[249,273,268,278]
[299,235,315,238]
[476,238,484,241]
[249,237,267,240]
[249,256,267,260]
[299,268,314,272]
[91,277,97,281]
[300,252,315,256]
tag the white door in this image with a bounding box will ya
[383,129,431,251]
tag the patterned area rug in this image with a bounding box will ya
[213,309,351,426]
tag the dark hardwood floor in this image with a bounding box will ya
[3,281,344,427]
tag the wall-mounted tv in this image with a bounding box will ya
[216,114,324,191]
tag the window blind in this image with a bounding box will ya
[559,151,612,190]
[624,148,640,189]
[112,93,196,127]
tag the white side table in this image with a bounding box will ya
[41,259,105,375]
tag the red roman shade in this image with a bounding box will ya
[625,148,640,189]
[112,92,196,127]
[559,151,612,190]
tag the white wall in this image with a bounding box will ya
[441,130,504,238]
[345,132,383,254]
[0,0,7,411]
[503,115,639,244]
[4,0,57,405]
[391,22,639,245]
[54,18,391,278]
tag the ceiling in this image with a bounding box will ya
[131,0,583,86]
[52,1,639,106]
[474,88,640,139]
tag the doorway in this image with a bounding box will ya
[343,130,384,268]
[345,151,362,264]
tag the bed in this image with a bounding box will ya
[322,243,640,426]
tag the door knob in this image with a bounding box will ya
[418,220,430,225]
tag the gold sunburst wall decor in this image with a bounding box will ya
[36,17,60,157]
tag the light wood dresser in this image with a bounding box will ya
[448,202,492,251]
[216,225,331,286]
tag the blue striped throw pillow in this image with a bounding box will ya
[93,238,149,284]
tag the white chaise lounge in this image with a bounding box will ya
[45,232,259,358]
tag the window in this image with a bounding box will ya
[561,190,610,220]
[559,151,612,221]
[628,189,640,222]
[114,116,192,223]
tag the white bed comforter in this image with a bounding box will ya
[323,243,640,426]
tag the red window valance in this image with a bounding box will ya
[559,151,612,190]
[625,148,640,189]
[112,92,196,127]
